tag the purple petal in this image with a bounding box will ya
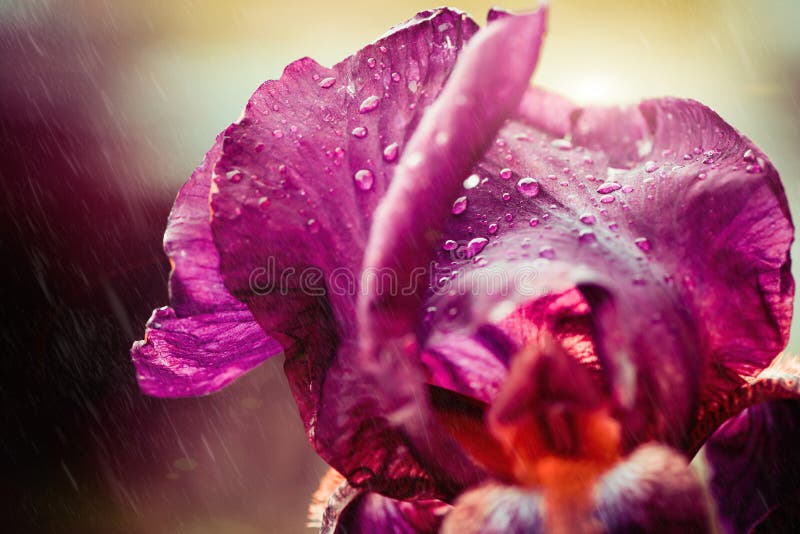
[132,306,282,396]
[359,7,547,351]
[441,483,546,534]
[131,136,281,397]
[703,354,800,533]
[419,95,793,447]
[309,469,449,534]
[332,491,448,534]
[442,445,710,534]
[594,443,712,532]
[207,9,484,498]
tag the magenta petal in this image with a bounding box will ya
[359,7,547,349]
[328,491,449,534]
[131,137,281,397]
[441,483,546,534]
[207,9,484,498]
[420,95,793,446]
[595,444,711,531]
[132,307,282,396]
[704,400,800,533]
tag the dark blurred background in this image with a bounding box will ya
[1,1,798,532]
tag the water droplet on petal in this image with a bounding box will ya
[551,138,573,150]
[488,223,499,235]
[634,237,651,252]
[443,239,458,251]
[516,177,539,197]
[351,126,368,138]
[272,129,284,138]
[307,219,320,233]
[354,169,374,191]
[382,142,399,162]
[319,77,336,88]
[579,213,596,225]
[366,57,377,68]
[600,195,616,204]
[529,217,539,227]
[644,161,658,173]
[578,229,596,243]
[743,148,756,162]
[746,163,763,174]
[622,185,634,193]
[500,168,513,180]
[539,246,555,259]
[502,192,511,202]
[391,72,401,82]
[465,237,488,258]
[505,213,513,222]
[596,182,621,194]
[359,95,380,113]
[258,196,270,209]
[463,174,480,189]
[452,196,468,215]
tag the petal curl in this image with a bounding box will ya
[131,136,281,396]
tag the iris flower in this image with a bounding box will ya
[132,5,797,533]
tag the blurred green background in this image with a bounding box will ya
[1,1,798,532]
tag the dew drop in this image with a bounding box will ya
[382,142,399,162]
[516,177,540,197]
[500,168,513,180]
[307,218,320,233]
[351,126,368,138]
[319,77,336,88]
[452,196,468,215]
[745,163,763,174]
[359,95,380,113]
[539,246,556,259]
[529,217,539,227]
[463,174,480,189]
[272,129,284,138]
[622,185,634,193]
[743,148,756,162]
[634,237,651,252]
[353,169,374,191]
[644,161,658,173]
[257,196,270,209]
[391,72,401,82]
[578,229,597,243]
[579,213,596,225]
[443,239,458,251]
[502,192,511,202]
[465,237,488,258]
[600,195,616,204]
[551,138,573,150]
[488,223,499,235]
[597,182,622,195]
[366,57,377,68]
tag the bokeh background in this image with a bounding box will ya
[1,0,798,532]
